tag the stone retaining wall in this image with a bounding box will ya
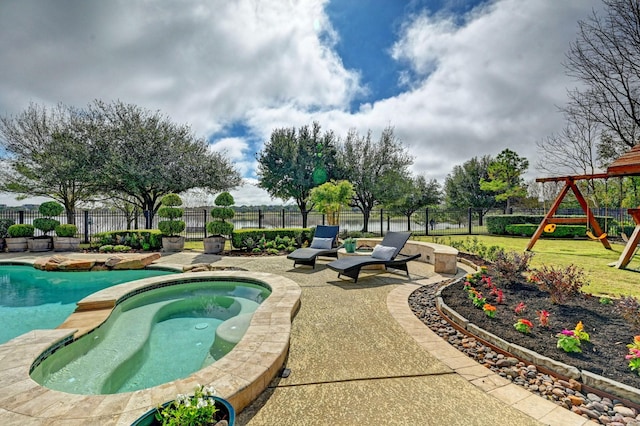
[356,238,458,274]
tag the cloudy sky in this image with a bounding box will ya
[0,0,602,206]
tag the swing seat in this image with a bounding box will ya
[586,230,607,240]
[543,223,556,233]
[621,232,629,242]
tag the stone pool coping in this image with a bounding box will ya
[0,269,301,424]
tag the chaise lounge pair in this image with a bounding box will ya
[287,227,420,282]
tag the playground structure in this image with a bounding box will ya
[527,144,640,269]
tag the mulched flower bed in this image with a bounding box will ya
[441,255,640,390]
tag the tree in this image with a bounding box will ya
[309,180,355,225]
[256,122,339,227]
[86,100,241,225]
[0,102,98,224]
[444,156,496,212]
[480,149,529,211]
[338,127,413,232]
[564,0,640,157]
[388,175,441,231]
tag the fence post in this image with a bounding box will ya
[387,214,390,231]
[281,209,285,228]
[322,214,325,226]
[83,210,90,244]
[203,209,208,238]
[468,208,473,235]
[425,208,429,236]
[144,210,151,229]
[258,209,263,229]
[380,209,384,236]
[18,211,24,224]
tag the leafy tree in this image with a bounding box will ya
[388,175,441,231]
[444,156,496,213]
[0,102,97,224]
[338,127,413,232]
[480,149,529,211]
[564,0,640,157]
[309,180,355,225]
[86,100,240,225]
[256,122,339,227]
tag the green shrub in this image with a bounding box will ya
[487,215,609,235]
[33,201,64,236]
[231,228,311,250]
[7,224,35,238]
[208,192,235,237]
[94,230,162,250]
[113,245,131,252]
[0,218,15,238]
[99,244,114,252]
[505,224,590,238]
[55,224,77,237]
[39,201,64,217]
[157,193,185,236]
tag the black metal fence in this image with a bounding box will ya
[0,206,633,244]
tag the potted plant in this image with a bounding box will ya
[53,224,80,252]
[30,201,64,251]
[5,223,35,252]
[131,384,235,426]
[343,236,357,253]
[204,192,235,254]
[0,218,15,252]
[157,193,186,252]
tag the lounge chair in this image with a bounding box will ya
[326,231,420,283]
[287,225,340,268]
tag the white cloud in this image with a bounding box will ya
[0,0,607,207]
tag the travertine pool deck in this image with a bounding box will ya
[0,251,589,425]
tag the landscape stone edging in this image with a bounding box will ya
[436,277,640,405]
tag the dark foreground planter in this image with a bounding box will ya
[131,395,235,426]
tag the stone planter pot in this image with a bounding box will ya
[28,237,52,252]
[203,236,226,254]
[53,237,81,252]
[161,236,185,252]
[6,237,31,252]
[131,395,235,426]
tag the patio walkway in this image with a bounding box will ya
[0,251,589,425]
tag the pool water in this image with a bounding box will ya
[31,280,270,394]
[0,265,173,344]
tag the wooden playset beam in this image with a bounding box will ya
[526,176,611,251]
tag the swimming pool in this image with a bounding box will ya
[30,278,271,394]
[0,264,173,344]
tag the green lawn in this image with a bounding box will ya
[416,235,640,298]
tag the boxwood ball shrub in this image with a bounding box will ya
[207,192,235,237]
[33,201,64,236]
[7,224,35,238]
[157,193,186,237]
[55,224,77,238]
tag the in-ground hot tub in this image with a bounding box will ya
[30,278,271,394]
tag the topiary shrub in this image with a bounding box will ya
[55,224,77,237]
[33,201,64,236]
[207,192,235,237]
[157,193,186,236]
[7,224,35,238]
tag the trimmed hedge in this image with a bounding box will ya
[505,224,588,238]
[487,215,609,235]
[231,228,312,250]
[94,230,163,250]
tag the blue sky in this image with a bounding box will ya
[0,0,602,206]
